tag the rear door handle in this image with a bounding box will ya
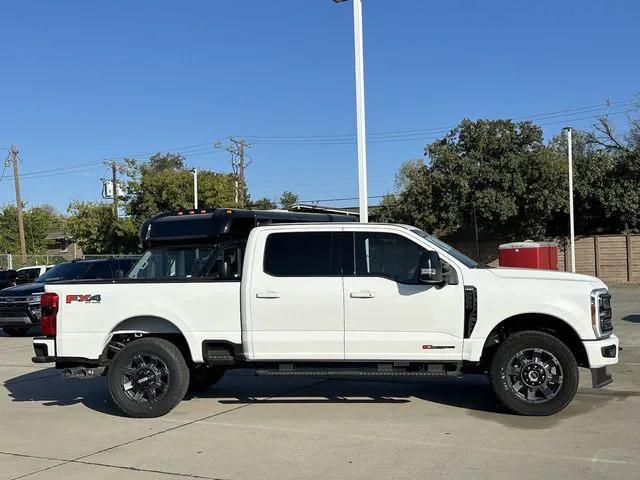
[350,290,376,299]
[256,291,281,299]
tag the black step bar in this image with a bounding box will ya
[255,363,462,378]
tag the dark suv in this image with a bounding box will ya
[0,270,17,290]
[0,258,138,336]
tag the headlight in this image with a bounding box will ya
[591,289,613,338]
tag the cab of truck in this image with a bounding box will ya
[126,207,356,280]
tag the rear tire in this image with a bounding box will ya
[489,330,579,416]
[108,337,190,418]
[2,327,29,337]
[188,364,225,392]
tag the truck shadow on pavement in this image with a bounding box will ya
[3,368,124,416]
[200,373,504,413]
[4,369,628,428]
[622,314,640,323]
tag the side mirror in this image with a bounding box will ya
[114,269,125,279]
[419,251,443,284]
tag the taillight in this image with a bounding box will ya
[40,292,59,337]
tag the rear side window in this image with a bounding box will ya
[117,259,137,275]
[264,232,338,277]
[84,262,114,280]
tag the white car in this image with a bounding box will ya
[16,265,54,285]
[32,208,618,418]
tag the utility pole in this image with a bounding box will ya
[110,161,118,219]
[193,168,198,209]
[563,127,576,273]
[215,138,252,206]
[8,146,27,260]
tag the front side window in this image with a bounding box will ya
[208,245,242,280]
[264,232,337,277]
[354,232,425,284]
[128,246,215,279]
[408,228,478,268]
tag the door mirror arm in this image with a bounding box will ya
[441,261,458,285]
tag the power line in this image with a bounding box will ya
[0,143,228,183]
[298,194,386,204]
[0,96,637,184]
[248,106,638,146]
[245,97,639,143]
[214,138,252,205]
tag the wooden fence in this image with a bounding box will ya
[557,234,639,284]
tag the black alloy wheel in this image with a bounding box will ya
[108,337,190,418]
[490,330,579,416]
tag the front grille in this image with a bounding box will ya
[0,296,31,305]
[0,297,38,323]
[599,293,613,333]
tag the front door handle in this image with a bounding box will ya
[256,291,281,299]
[350,290,376,299]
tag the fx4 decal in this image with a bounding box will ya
[66,294,102,304]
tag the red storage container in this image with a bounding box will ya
[498,241,558,270]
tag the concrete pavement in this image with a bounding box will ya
[1,286,639,480]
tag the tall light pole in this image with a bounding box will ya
[563,127,576,273]
[334,0,369,222]
[193,168,199,209]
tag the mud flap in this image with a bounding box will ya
[591,367,613,388]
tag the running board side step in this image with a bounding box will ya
[255,363,462,378]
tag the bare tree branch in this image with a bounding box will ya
[587,116,629,152]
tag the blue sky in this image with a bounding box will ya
[1,0,638,212]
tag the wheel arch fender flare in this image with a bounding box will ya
[479,312,589,368]
[101,315,198,363]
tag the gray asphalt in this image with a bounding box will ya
[1,285,639,480]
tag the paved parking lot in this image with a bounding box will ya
[1,286,639,480]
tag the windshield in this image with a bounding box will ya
[409,228,478,268]
[17,268,41,281]
[128,246,216,279]
[36,262,92,283]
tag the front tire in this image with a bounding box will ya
[490,330,579,416]
[108,337,190,418]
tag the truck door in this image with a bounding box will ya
[247,230,344,360]
[342,230,465,361]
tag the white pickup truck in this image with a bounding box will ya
[32,208,619,418]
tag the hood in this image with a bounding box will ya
[0,282,45,296]
[485,267,606,289]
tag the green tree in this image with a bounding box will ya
[124,153,241,222]
[547,115,640,234]
[249,197,278,210]
[548,129,613,234]
[66,201,139,254]
[279,190,299,210]
[379,119,569,239]
[585,116,640,231]
[0,204,63,254]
